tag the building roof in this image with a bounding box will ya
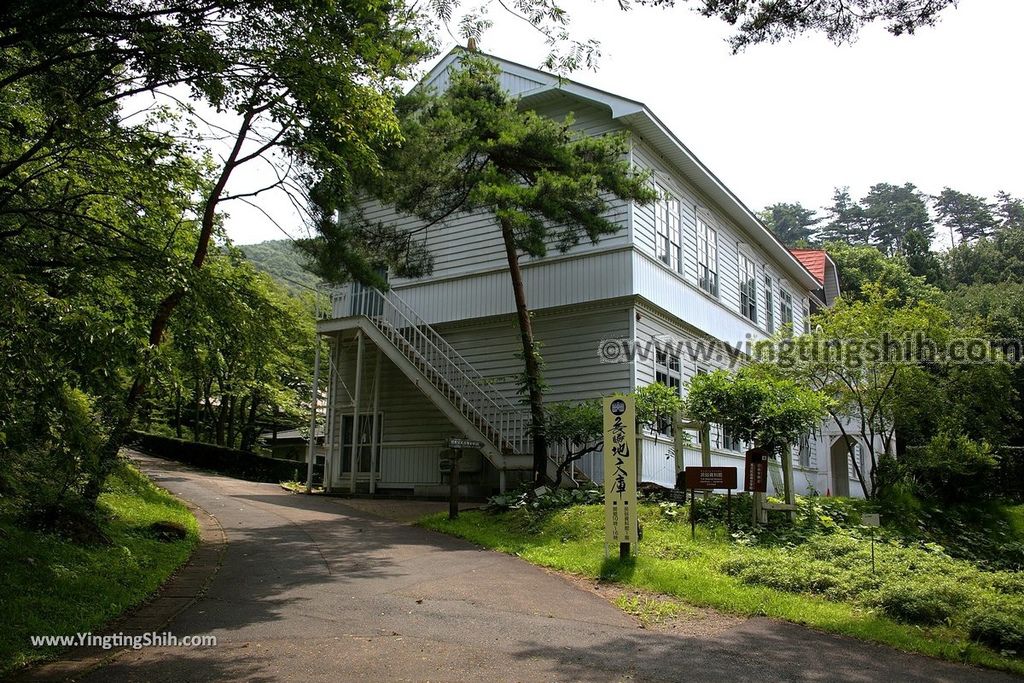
[788,249,828,285]
[419,49,823,292]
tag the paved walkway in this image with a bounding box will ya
[68,455,1020,682]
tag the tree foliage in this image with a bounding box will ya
[0,0,432,514]
[759,201,819,245]
[682,366,829,454]
[934,188,998,246]
[659,0,959,52]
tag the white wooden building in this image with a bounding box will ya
[315,50,875,499]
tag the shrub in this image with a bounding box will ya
[904,431,998,504]
[485,484,602,513]
[127,431,308,483]
[968,607,1024,652]
[721,553,845,595]
[875,579,972,625]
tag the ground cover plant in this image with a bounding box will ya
[0,464,199,674]
[421,490,1024,673]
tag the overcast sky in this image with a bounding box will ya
[225,0,1024,249]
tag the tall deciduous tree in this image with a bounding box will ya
[781,286,950,497]
[759,202,820,245]
[365,55,656,481]
[823,241,937,305]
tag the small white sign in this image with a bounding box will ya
[861,513,881,527]
[447,437,482,450]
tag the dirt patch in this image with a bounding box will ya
[552,570,747,637]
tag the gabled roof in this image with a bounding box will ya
[419,49,822,292]
[788,248,827,285]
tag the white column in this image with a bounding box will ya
[305,336,322,493]
[349,330,365,493]
[368,346,382,495]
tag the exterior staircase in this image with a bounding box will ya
[320,285,533,472]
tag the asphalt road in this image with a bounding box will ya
[80,455,1020,682]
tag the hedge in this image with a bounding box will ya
[127,431,322,484]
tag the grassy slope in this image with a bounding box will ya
[0,465,199,674]
[421,504,1024,675]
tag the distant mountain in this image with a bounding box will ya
[239,240,322,296]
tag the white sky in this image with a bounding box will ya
[225,0,1024,249]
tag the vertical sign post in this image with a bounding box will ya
[448,448,461,520]
[604,396,637,560]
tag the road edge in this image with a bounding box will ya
[11,454,227,682]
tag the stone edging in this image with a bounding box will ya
[12,489,227,682]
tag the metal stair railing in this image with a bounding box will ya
[336,285,531,456]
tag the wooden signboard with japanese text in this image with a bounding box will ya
[683,466,737,491]
[603,396,637,545]
[744,448,770,493]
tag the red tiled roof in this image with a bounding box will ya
[788,249,826,285]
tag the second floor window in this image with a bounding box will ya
[720,424,742,452]
[696,216,718,296]
[798,433,811,468]
[739,254,757,323]
[654,348,681,434]
[803,301,811,334]
[780,289,794,330]
[655,187,681,273]
[764,274,775,333]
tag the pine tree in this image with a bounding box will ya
[933,188,997,245]
[818,187,870,244]
[759,202,820,245]
[368,55,657,481]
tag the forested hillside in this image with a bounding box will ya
[240,240,323,296]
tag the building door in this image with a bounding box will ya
[340,413,382,475]
[830,438,851,497]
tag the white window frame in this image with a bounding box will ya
[738,252,758,323]
[764,272,775,333]
[720,423,743,452]
[654,346,682,435]
[780,288,794,330]
[655,184,682,273]
[798,433,811,468]
[696,211,719,296]
[802,300,811,334]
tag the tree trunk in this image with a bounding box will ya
[192,381,201,442]
[226,395,239,448]
[215,392,230,446]
[499,218,547,483]
[81,108,260,504]
[174,386,183,439]
[241,395,261,452]
[201,380,216,440]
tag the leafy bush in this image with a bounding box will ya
[722,552,846,595]
[875,579,973,625]
[969,606,1024,652]
[2,384,107,525]
[128,431,309,483]
[904,431,998,504]
[485,484,603,513]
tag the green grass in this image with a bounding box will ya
[0,464,199,675]
[420,503,1024,675]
